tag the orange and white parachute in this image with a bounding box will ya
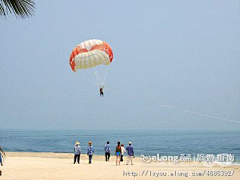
[69,39,113,72]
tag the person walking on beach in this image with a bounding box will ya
[120,144,126,162]
[0,147,5,167]
[74,141,81,164]
[126,142,134,165]
[104,141,110,161]
[0,147,5,176]
[87,141,94,164]
[115,141,121,165]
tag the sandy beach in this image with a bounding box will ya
[0,152,239,180]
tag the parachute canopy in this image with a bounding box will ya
[69,39,113,72]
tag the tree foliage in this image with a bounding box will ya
[0,0,35,18]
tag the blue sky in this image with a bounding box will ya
[0,0,239,130]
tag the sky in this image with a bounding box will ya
[0,0,239,130]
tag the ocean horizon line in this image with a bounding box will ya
[1,128,240,131]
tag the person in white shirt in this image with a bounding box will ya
[120,144,126,162]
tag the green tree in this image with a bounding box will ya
[0,0,35,18]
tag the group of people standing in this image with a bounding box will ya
[74,141,94,164]
[110,141,134,165]
[74,141,134,165]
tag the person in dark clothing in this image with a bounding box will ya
[100,87,104,96]
[104,141,110,161]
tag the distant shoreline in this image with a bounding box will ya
[5,152,240,163]
[5,151,142,158]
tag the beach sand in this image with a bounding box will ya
[0,152,239,180]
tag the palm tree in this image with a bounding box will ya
[0,0,35,18]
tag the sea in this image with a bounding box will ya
[0,129,240,162]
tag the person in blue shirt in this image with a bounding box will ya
[104,141,110,161]
[0,147,5,167]
[0,147,5,176]
[126,142,134,165]
[74,141,81,164]
[87,141,94,164]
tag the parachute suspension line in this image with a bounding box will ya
[83,71,100,87]
[102,65,110,86]
[94,70,100,87]
[96,70,104,87]
[94,69,103,87]
[106,87,240,125]
[93,66,110,88]
[152,102,240,124]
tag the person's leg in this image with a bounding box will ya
[89,155,92,164]
[118,155,120,165]
[131,156,133,165]
[108,152,110,161]
[77,154,80,164]
[105,152,107,161]
[74,154,77,164]
[120,155,123,161]
[126,155,130,165]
